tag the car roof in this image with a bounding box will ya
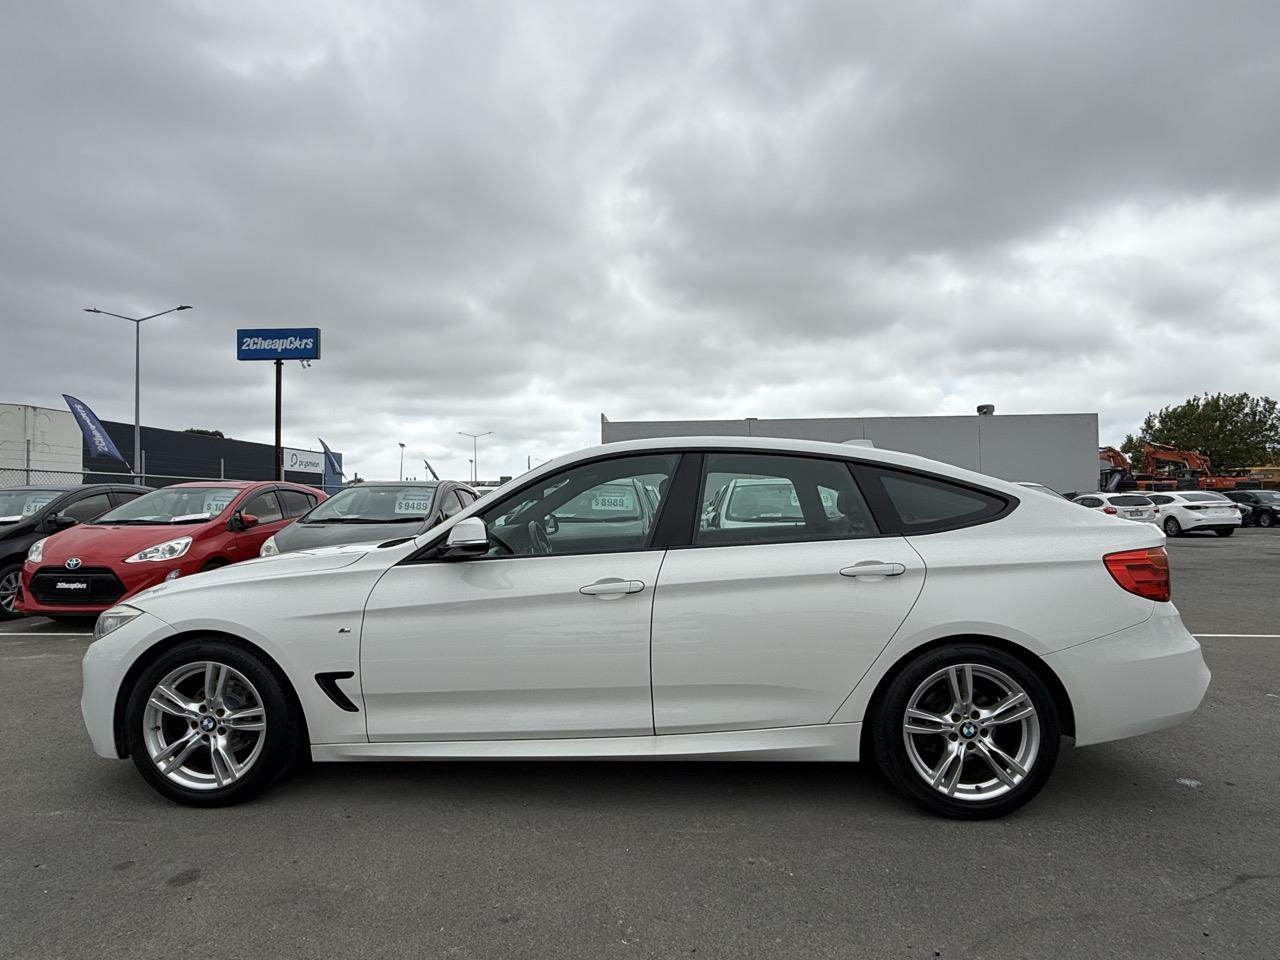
[337,481,440,487]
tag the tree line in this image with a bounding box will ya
[1119,393,1280,471]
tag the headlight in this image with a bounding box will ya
[124,536,192,563]
[259,535,279,558]
[94,604,143,641]
[27,538,47,563]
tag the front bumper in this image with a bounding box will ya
[81,610,177,758]
[1044,603,1209,747]
[18,560,190,617]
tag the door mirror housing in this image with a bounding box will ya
[442,517,488,559]
[230,511,260,532]
[47,514,79,532]
[544,514,560,536]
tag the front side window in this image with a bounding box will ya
[61,493,114,523]
[475,454,678,557]
[697,453,877,546]
[95,486,241,525]
[244,491,284,523]
[860,465,1010,534]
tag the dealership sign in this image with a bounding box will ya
[236,328,322,361]
[283,448,325,474]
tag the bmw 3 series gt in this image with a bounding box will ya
[81,437,1209,818]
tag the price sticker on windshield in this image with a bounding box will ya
[394,491,435,515]
[202,492,236,515]
[22,496,57,517]
[591,492,634,511]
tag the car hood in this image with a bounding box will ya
[126,543,375,607]
[275,519,425,551]
[33,522,216,564]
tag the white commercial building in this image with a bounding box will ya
[601,410,1099,494]
[0,403,82,482]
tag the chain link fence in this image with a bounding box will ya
[0,467,258,488]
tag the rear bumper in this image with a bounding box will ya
[1180,513,1241,531]
[1044,603,1209,747]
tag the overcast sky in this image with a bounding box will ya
[3,1,1278,481]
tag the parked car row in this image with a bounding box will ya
[1070,490,1247,537]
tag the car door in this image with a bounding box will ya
[651,452,925,734]
[359,453,681,742]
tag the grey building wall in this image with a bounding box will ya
[601,413,1099,494]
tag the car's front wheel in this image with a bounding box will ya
[0,564,22,620]
[870,644,1061,819]
[1163,516,1183,537]
[124,639,302,806]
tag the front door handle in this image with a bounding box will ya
[839,562,907,578]
[579,578,646,597]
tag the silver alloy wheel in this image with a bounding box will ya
[0,571,18,614]
[901,663,1041,802]
[142,661,267,791]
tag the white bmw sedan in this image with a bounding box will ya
[81,437,1209,818]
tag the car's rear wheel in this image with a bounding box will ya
[124,639,301,806]
[1259,512,1274,528]
[1163,516,1183,537]
[0,564,22,620]
[1214,528,1235,537]
[870,644,1061,819]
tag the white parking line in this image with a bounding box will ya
[1194,633,1280,638]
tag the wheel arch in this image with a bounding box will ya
[857,633,1076,759]
[112,629,310,759]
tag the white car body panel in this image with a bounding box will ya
[651,538,924,733]
[1150,493,1242,533]
[80,435,1210,769]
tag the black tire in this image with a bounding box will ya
[1214,527,1235,538]
[1260,512,1274,529]
[869,643,1061,819]
[1163,516,1183,537]
[200,559,229,572]
[124,638,302,806]
[0,563,22,620]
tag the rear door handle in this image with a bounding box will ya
[579,578,646,597]
[839,562,907,578]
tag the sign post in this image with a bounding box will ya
[236,328,321,480]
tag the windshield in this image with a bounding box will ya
[304,484,438,522]
[1181,492,1229,503]
[0,489,62,524]
[725,481,804,523]
[95,486,240,524]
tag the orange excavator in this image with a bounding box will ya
[1139,442,1252,491]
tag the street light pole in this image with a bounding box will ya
[457,431,492,484]
[398,442,406,481]
[84,304,193,483]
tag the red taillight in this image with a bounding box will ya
[1103,506,1117,515]
[1153,506,1160,514]
[1104,547,1170,602]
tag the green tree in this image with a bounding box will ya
[184,428,225,438]
[1125,393,1280,470]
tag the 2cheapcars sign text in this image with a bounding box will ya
[236,328,322,361]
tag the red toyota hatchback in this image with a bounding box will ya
[16,481,324,618]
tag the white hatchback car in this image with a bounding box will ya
[1072,492,1159,524]
[1145,491,1242,538]
[82,437,1209,818]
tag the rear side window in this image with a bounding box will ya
[696,453,878,546]
[278,490,314,518]
[857,465,1010,534]
[1076,497,1102,508]
[1148,495,1173,505]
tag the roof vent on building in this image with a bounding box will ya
[976,404,995,416]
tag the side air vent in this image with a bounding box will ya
[315,671,359,712]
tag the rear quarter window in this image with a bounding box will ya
[855,464,1012,535]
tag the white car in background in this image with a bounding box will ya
[1072,493,1159,524]
[1145,491,1242,537]
[80,436,1209,819]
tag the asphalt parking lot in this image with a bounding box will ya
[0,530,1276,960]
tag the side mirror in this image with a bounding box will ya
[545,514,560,536]
[230,511,260,532]
[442,517,488,559]
[48,514,79,531]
